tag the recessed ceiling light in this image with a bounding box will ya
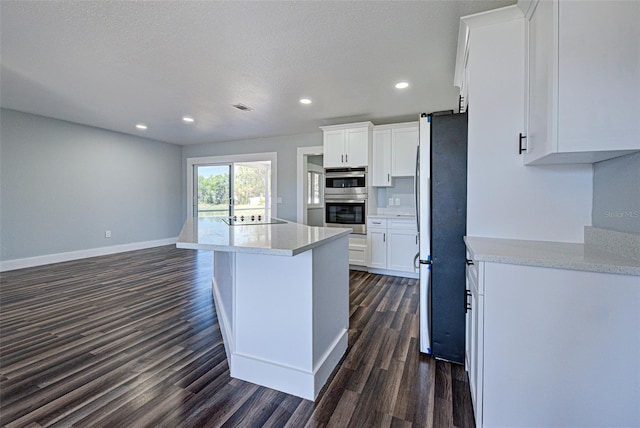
[136,124,147,130]
[300,98,312,105]
[395,82,409,89]
[182,116,194,123]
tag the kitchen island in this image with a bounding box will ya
[176,216,352,400]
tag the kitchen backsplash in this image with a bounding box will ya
[592,151,640,235]
[373,177,415,215]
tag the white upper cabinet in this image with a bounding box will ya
[391,126,418,176]
[320,122,373,168]
[520,0,640,165]
[372,129,392,186]
[371,122,418,187]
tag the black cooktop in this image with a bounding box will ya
[221,215,287,226]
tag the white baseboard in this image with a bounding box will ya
[312,329,348,398]
[0,237,178,272]
[211,277,233,367]
[231,329,348,401]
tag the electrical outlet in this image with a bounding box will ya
[105,230,111,238]
[395,198,401,205]
[388,198,394,206]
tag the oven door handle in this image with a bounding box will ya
[325,172,366,178]
[325,199,366,204]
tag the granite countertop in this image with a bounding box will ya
[177,217,352,256]
[464,236,640,276]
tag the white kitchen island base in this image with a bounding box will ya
[212,237,348,400]
[176,217,351,401]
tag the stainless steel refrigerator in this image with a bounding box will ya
[416,111,468,364]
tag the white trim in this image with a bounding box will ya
[0,237,177,272]
[212,276,234,366]
[311,329,348,397]
[186,152,278,219]
[231,328,347,400]
[367,267,419,279]
[296,146,323,224]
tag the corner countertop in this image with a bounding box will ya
[464,236,640,276]
[177,217,352,256]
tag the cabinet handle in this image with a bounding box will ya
[465,290,472,313]
[416,235,418,244]
[466,259,474,265]
[341,154,344,163]
[518,133,527,154]
[345,154,348,163]
[383,233,386,242]
[387,173,390,182]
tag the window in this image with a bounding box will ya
[307,170,323,207]
[187,153,277,219]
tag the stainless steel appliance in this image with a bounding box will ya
[417,111,468,363]
[324,197,366,234]
[324,167,367,234]
[324,167,367,197]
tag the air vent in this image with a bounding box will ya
[232,103,254,112]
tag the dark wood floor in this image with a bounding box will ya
[0,245,474,427]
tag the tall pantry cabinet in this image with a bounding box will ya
[457,6,592,244]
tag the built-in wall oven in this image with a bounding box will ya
[324,167,367,234]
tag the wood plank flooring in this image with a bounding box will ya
[0,245,474,427]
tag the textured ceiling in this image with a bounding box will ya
[0,0,515,145]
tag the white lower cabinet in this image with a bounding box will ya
[367,225,387,269]
[348,235,367,267]
[465,256,640,428]
[387,222,418,272]
[367,217,418,277]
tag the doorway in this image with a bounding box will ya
[296,146,324,225]
[187,153,277,219]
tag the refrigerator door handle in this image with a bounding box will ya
[415,145,420,233]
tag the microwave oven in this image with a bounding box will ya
[324,167,367,197]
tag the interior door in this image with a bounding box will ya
[194,164,232,217]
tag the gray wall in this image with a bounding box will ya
[0,109,183,261]
[592,152,640,234]
[182,133,323,222]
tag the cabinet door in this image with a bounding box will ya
[387,228,418,272]
[345,127,368,167]
[464,260,482,424]
[482,263,639,427]
[372,129,392,186]
[557,1,640,154]
[465,269,473,374]
[472,286,483,426]
[391,126,418,177]
[524,0,556,164]
[524,0,640,164]
[323,129,345,167]
[367,229,387,269]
